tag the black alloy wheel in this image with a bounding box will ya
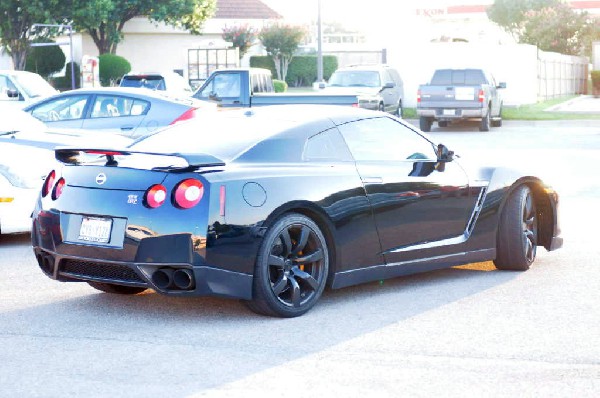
[494,185,538,271]
[87,281,148,295]
[246,213,329,317]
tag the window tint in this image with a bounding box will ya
[431,69,486,85]
[304,128,353,162]
[337,117,435,162]
[91,95,149,118]
[30,95,88,121]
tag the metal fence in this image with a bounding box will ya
[537,51,589,100]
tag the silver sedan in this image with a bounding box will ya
[23,87,215,138]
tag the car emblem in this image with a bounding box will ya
[95,173,107,185]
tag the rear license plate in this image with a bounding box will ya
[78,217,112,243]
[443,109,455,116]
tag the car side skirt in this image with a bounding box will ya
[330,248,495,289]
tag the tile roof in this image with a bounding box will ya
[214,0,282,19]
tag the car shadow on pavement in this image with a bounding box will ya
[0,233,522,396]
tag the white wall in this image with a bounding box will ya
[384,42,539,107]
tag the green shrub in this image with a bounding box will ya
[99,54,131,86]
[52,62,81,91]
[250,55,338,87]
[273,79,288,92]
[25,39,66,79]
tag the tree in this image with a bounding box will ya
[0,0,64,70]
[259,24,306,82]
[25,39,66,78]
[487,0,598,56]
[520,3,595,55]
[70,0,216,55]
[222,25,256,60]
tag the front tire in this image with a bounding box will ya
[494,185,538,271]
[246,213,329,318]
[87,281,148,295]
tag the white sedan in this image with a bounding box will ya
[0,110,132,235]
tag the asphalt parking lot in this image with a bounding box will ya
[1,118,599,397]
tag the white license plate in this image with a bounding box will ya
[443,109,455,116]
[78,217,112,243]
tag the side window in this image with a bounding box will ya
[382,70,394,86]
[199,73,241,99]
[30,95,88,121]
[338,117,436,162]
[91,96,120,118]
[304,128,353,162]
[0,76,18,100]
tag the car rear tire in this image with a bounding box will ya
[246,213,329,318]
[87,281,148,295]
[494,185,538,271]
[378,103,385,112]
[479,109,491,132]
[419,117,433,132]
[395,100,403,118]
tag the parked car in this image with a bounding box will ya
[119,71,193,97]
[31,105,562,317]
[417,68,505,132]
[321,64,405,116]
[0,70,58,109]
[1,117,132,235]
[23,87,215,138]
[192,68,359,108]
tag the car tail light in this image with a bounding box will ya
[478,89,485,102]
[52,178,65,200]
[173,179,203,209]
[170,108,198,125]
[42,170,56,198]
[417,90,421,103]
[145,184,167,208]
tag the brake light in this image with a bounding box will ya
[171,108,198,125]
[52,178,65,200]
[417,90,421,103]
[145,184,167,208]
[173,179,203,209]
[42,170,56,197]
[478,89,485,102]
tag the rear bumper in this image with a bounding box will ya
[32,245,253,300]
[417,108,487,119]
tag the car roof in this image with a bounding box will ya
[23,86,204,108]
[129,105,399,163]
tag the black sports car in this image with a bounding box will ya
[31,105,563,317]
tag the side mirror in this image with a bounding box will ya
[383,82,395,89]
[6,89,19,99]
[497,82,507,89]
[318,82,326,89]
[436,144,454,162]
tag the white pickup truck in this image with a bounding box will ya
[0,70,58,109]
[417,68,506,132]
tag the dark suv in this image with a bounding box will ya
[323,64,405,116]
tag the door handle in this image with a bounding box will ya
[120,126,134,131]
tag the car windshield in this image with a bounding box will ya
[12,73,57,98]
[329,71,381,87]
[130,113,297,162]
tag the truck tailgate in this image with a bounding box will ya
[419,85,482,108]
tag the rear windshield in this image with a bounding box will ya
[129,113,297,162]
[120,76,166,91]
[430,69,486,86]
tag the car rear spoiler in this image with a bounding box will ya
[54,147,226,171]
